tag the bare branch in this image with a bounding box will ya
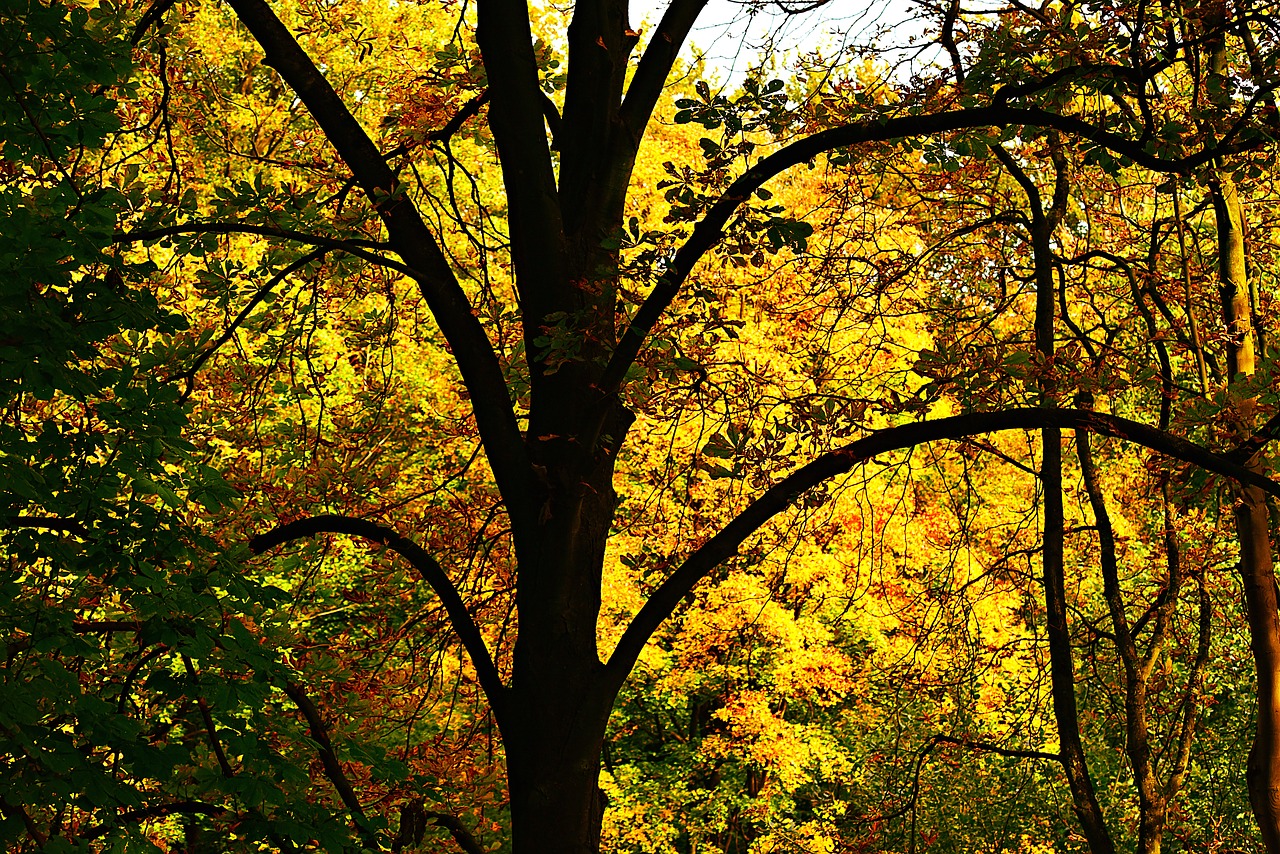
[173,248,328,401]
[116,222,389,251]
[182,655,236,779]
[474,0,567,330]
[1230,408,1280,463]
[393,800,486,854]
[424,89,491,145]
[425,812,486,854]
[82,802,228,841]
[251,515,509,728]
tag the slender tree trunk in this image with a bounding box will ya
[1215,172,1280,851]
[1003,138,1116,853]
[1077,435,1168,854]
[1197,4,1280,838]
[1237,481,1280,849]
[1041,426,1113,854]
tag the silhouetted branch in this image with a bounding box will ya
[226,0,536,534]
[598,104,1267,397]
[606,407,1280,683]
[172,248,328,400]
[251,515,508,727]
[116,222,389,251]
[283,682,380,848]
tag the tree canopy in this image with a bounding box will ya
[4,0,1280,852]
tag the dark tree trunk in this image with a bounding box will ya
[1004,138,1116,853]
[505,697,611,854]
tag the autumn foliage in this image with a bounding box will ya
[4,0,1280,852]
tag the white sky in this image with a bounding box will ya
[627,0,932,83]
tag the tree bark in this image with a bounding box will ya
[1194,3,1280,839]
[505,689,612,854]
[1216,172,1280,853]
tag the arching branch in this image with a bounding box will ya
[604,407,1280,685]
[172,248,328,401]
[596,104,1265,399]
[250,515,509,729]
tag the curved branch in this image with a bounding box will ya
[121,223,423,281]
[597,104,1262,398]
[173,248,328,400]
[250,515,508,729]
[130,0,178,45]
[604,407,1280,683]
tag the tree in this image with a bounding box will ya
[6,0,1280,851]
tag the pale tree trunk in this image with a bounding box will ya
[1211,174,1280,849]
[1195,3,1280,840]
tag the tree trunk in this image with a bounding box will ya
[1042,427,1114,854]
[1005,138,1116,854]
[1078,433,1168,854]
[1210,172,1280,850]
[506,709,610,854]
[504,371,633,853]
